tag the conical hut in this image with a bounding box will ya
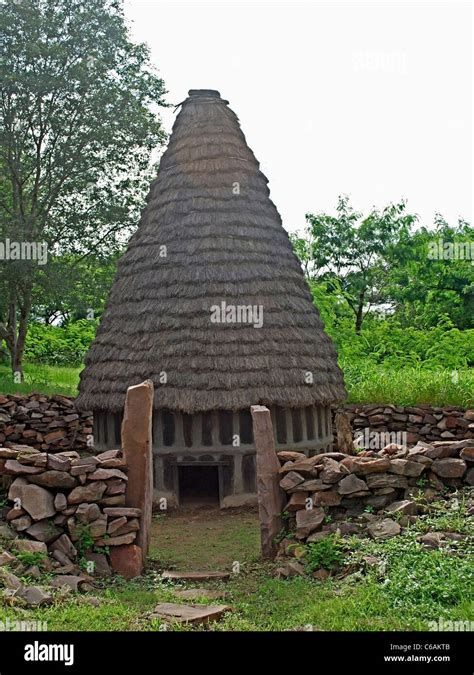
[76,89,346,507]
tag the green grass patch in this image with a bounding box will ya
[0,363,81,397]
[343,362,473,407]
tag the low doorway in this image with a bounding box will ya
[178,464,220,506]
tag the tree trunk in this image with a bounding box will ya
[4,282,32,381]
[355,291,365,334]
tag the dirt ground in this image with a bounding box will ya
[149,505,261,571]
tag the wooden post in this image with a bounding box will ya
[121,379,154,567]
[251,405,285,558]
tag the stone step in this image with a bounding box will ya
[148,602,230,625]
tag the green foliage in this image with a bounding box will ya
[414,492,473,536]
[386,216,474,331]
[14,550,46,567]
[75,523,95,556]
[94,545,110,556]
[353,536,473,618]
[305,534,346,573]
[348,490,474,620]
[0,0,168,374]
[288,198,474,409]
[23,320,98,366]
[33,253,120,324]
[331,316,474,370]
[293,198,473,333]
[297,196,417,332]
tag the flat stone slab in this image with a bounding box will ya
[149,602,230,624]
[162,570,230,582]
[50,575,84,592]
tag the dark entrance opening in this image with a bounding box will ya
[178,465,220,505]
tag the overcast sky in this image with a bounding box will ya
[124,0,472,234]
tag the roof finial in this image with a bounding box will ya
[188,89,221,98]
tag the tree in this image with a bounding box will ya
[32,252,120,325]
[386,216,474,330]
[0,0,167,377]
[295,196,417,332]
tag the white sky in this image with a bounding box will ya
[124,0,473,234]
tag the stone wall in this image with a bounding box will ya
[334,404,474,449]
[0,394,472,455]
[277,439,473,545]
[0,444,141,582]
[0,393,92,452]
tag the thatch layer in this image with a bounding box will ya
[76,90,346,413]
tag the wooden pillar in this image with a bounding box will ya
[120,379,154,570]
[314,407,321,439]
[106,414,115,449]
[270,407,278,446]
[233,454,244,495]
[153,453,165,491]
[251,405,285,559]
[175,412,185,447]
[301,407,308,443]
[232,411,239,446]
[153,410,163,447]
[285,408,292,444]
[211,410,219,445]
[192,413,202,447]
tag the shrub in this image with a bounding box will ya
[14,550,46,566]
[305,534,346,573]
[75,523,95,555]
[23,319,98,366]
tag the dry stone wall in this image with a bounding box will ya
[0,393,92,452]
[336,404,474,448]
[277,438,473,545]
[0,444,141,585]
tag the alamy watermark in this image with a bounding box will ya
[354,428,407,450]
[428,238,474,265]
[427,618,473,632]
[0,239,48,265]
[0,618,47,631]
[352,50,407,74]
[24,641,74,667]
[210,300,263,328]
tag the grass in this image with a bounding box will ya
[1,493,472,632]
[0,361,472,407]
[148,507,260,570]
[0,363,81,397]
[343,363,474,408]
[1,566,470,632]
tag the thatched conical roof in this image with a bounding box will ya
[76,89,346,413]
